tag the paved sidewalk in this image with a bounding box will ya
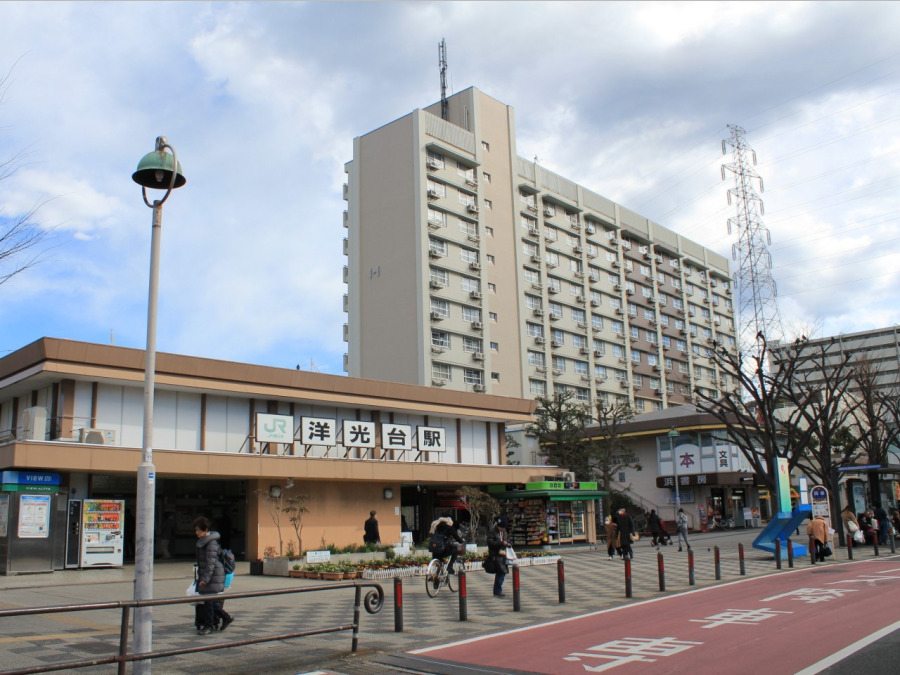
[0,529,892,675]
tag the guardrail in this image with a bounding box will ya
[0,581,384,675]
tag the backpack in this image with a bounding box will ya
[428,533,447,555]
[218,547,236,574]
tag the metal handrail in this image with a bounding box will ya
[0,581,384,675]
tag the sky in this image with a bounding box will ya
[1,1,898,375]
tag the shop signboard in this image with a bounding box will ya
[18,494,51,538]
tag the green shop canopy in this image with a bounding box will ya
[488,480,607,501]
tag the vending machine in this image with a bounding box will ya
[80,499,125,567]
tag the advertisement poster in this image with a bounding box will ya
[0,494,9,537]
[18,494,51,538]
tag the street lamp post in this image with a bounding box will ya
[668,427,680,520]
[131,137,186,673]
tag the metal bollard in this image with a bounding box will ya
[787,539,794,568]
[394,576,403,633]
[739,542,746,576]
[658,552,665,592]
[890,534,896,554]
[688,549,695,586]
[809,536,816,565]
[847,534,853,560]
[512,565,521,612]
[775,538,782,569]
[625,557,633,598]
[873,537,879,557]
[458,569,467,622]
[557,558,566,604]
[714,546,721,580]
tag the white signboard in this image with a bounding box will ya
[306,550,331,564]
[256,413,295,444]
[383,424,412,451]
[342,421,377,448]
[417,426,447,453]
[18,494,51,538]
[300,417,336,446]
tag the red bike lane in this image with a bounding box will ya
[410,558,900,674]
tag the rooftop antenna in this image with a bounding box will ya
[439,38,448,121]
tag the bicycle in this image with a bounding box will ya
[425,557,459,597]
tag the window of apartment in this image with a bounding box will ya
[608,273,619,285]
[572,308,586,323]
[570,281,582,297]
[548,302,563,319]
[592,314,603,331]
[593,339,606,354]
[677,339,687,352]
[486,226,493,237]
[458,189,476,208]
[457,162,476,183]
[566,233,579,248]
[569,259,583,275]
[610,297,622,310]
[647,353,659,366]
[701,307,711,319]
[644,309,655,321]
[552,329,565,346]
[650,378,660,390]
[664,357,673,371]
[614,369,627,383]
[523,241,539,258]
[631,350,642,364]
[490,342,499,351]
[429,237,447,256]
[544,202,557,217]
[459,219,478,237]
[461,277,480,293]
[633,373,643,386]
[662,335,671,349]
[521,215,538,231]
[525,295,542,311]
[630,326,639,340]
[590,290,602,304]
[528,351,546,367]
[488,283,496,293]
[427,207,447,227]
[546,251,559,267]
[432,362,451,381]
[595,364,608,378]
[426,179,447,198]
[426,149,445,169]
[526,322,543,338]
[462,307,482,323]
[628,303,638,317]
[491,372,500,381]
[606,251,617,263]
[481,141,490,151]
[573,334,587,349]
[460,248,479,264]
[574,361,589,376]
[430,268,449,287]
[530,380,547,396]
[547,277,561,294]
[613,344,626,358]
[611,320,625,335]
[675,319,685,330]
[543,225,557,242]
[639,264,651,277]
[660,315,669,327]
[489,311,498,321]
[587,243,599,258]
[524,268,540,285]
[486,254,495,265]
[463,368,483,385]
[482,172,491,183]
[575,387,590,402]
[431,330,450,349]
[463,336,482,353]
[430,298,449,317]
[646,331,658,345]
[520,190,536,208]
[702,327,712,340]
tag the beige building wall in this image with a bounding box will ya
[344,87,738,413]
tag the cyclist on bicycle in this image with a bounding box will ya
[428,516,464,573]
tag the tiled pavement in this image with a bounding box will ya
[0,530,894,675]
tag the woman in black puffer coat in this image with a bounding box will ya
[194,516,231,634]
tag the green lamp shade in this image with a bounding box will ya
[132,150,186,189]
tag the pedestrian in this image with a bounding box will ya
[428,516,464,573]
[363,510,380,545]
[675,508,691,552]
[193,516,233,635]
[873,503,890,545]
[806,514,832,562]
[615,508,636,560]
[840,504,859,546]
[160,512,177,559]
[604,515,618,560]
[647,509,662,547]
[486,515,511,597]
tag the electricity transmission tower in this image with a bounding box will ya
[721,124,783,358]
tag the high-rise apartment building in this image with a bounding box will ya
[343,87,737,412]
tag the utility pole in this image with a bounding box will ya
[439,38,448,121]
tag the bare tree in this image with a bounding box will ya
[694,333,816,512]
[455,486,500,543]
[585,398,640,493]
[1,69,51,286]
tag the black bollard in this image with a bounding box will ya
[787,539,794,568]
[394,576,403,633]
[458,569,467,622]
[739,542,746,576]
[809,536,816,565]
[873,537,879,557]
[847,534,853,560]
[714,546,721,581]
[775,538,782,570]
[625,557,633,598]
[557,558,566,604]
[890,533,896,554]
[658,552,665,592]
[688,549,695,586]
[512,565,521,612]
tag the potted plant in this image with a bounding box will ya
[319,562,344,581]
[289,562,304,578]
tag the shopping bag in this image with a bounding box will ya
[185,581,200,597]
[505,546,518,563]
[846,520,859,534]
[853,529,865,544]
[629,532,640,543]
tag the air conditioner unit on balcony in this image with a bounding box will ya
[551,340,564,348]
[536,366,548,373]
[533,309,545,317]
[432,378,447,386]
[427,189,440,199]
[429,280,443,289]
[469,262,482,271]
[615,308,624,315]
[470,290,483,301]
[531,282,543,291]
[580,347,590,355]
[526,203,538,213]
[612,261,621,268]
[619,380,629,389]
[473,384,486,392]
[528,227,540,237]
[548,286,559,294]
[574,245,583,254]
[467,204,479,214]
[428,249,442,259]
[81,428,116,445]
[535,337,546,344]
[544,207,554,217]
[531,254,541,263]
[473,352,485,361]
[468,234,481,244]
[590,299,600,307]
[586,224,596,234]
[426,159,440,170]
[430,311,445,321]
[594,349,604,357]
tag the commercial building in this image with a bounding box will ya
[343,87,738,414]
[0,338,551,572]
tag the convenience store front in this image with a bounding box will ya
[489,481,606,548]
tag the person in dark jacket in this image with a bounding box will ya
[429,516,464,573]
[486,516,511,597]
[615,508,636,560]
[193,516,233,634]
[647,509,662,547]
[363,510,381,545]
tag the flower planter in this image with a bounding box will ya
[288,570,304,578]
[343,571,359,580]
[321,572,344,581]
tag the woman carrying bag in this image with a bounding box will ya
[486,516,511,597]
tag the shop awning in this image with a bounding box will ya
[491,489,608,502]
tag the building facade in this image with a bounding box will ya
[343,87,738,413]
[0,338,545,571]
